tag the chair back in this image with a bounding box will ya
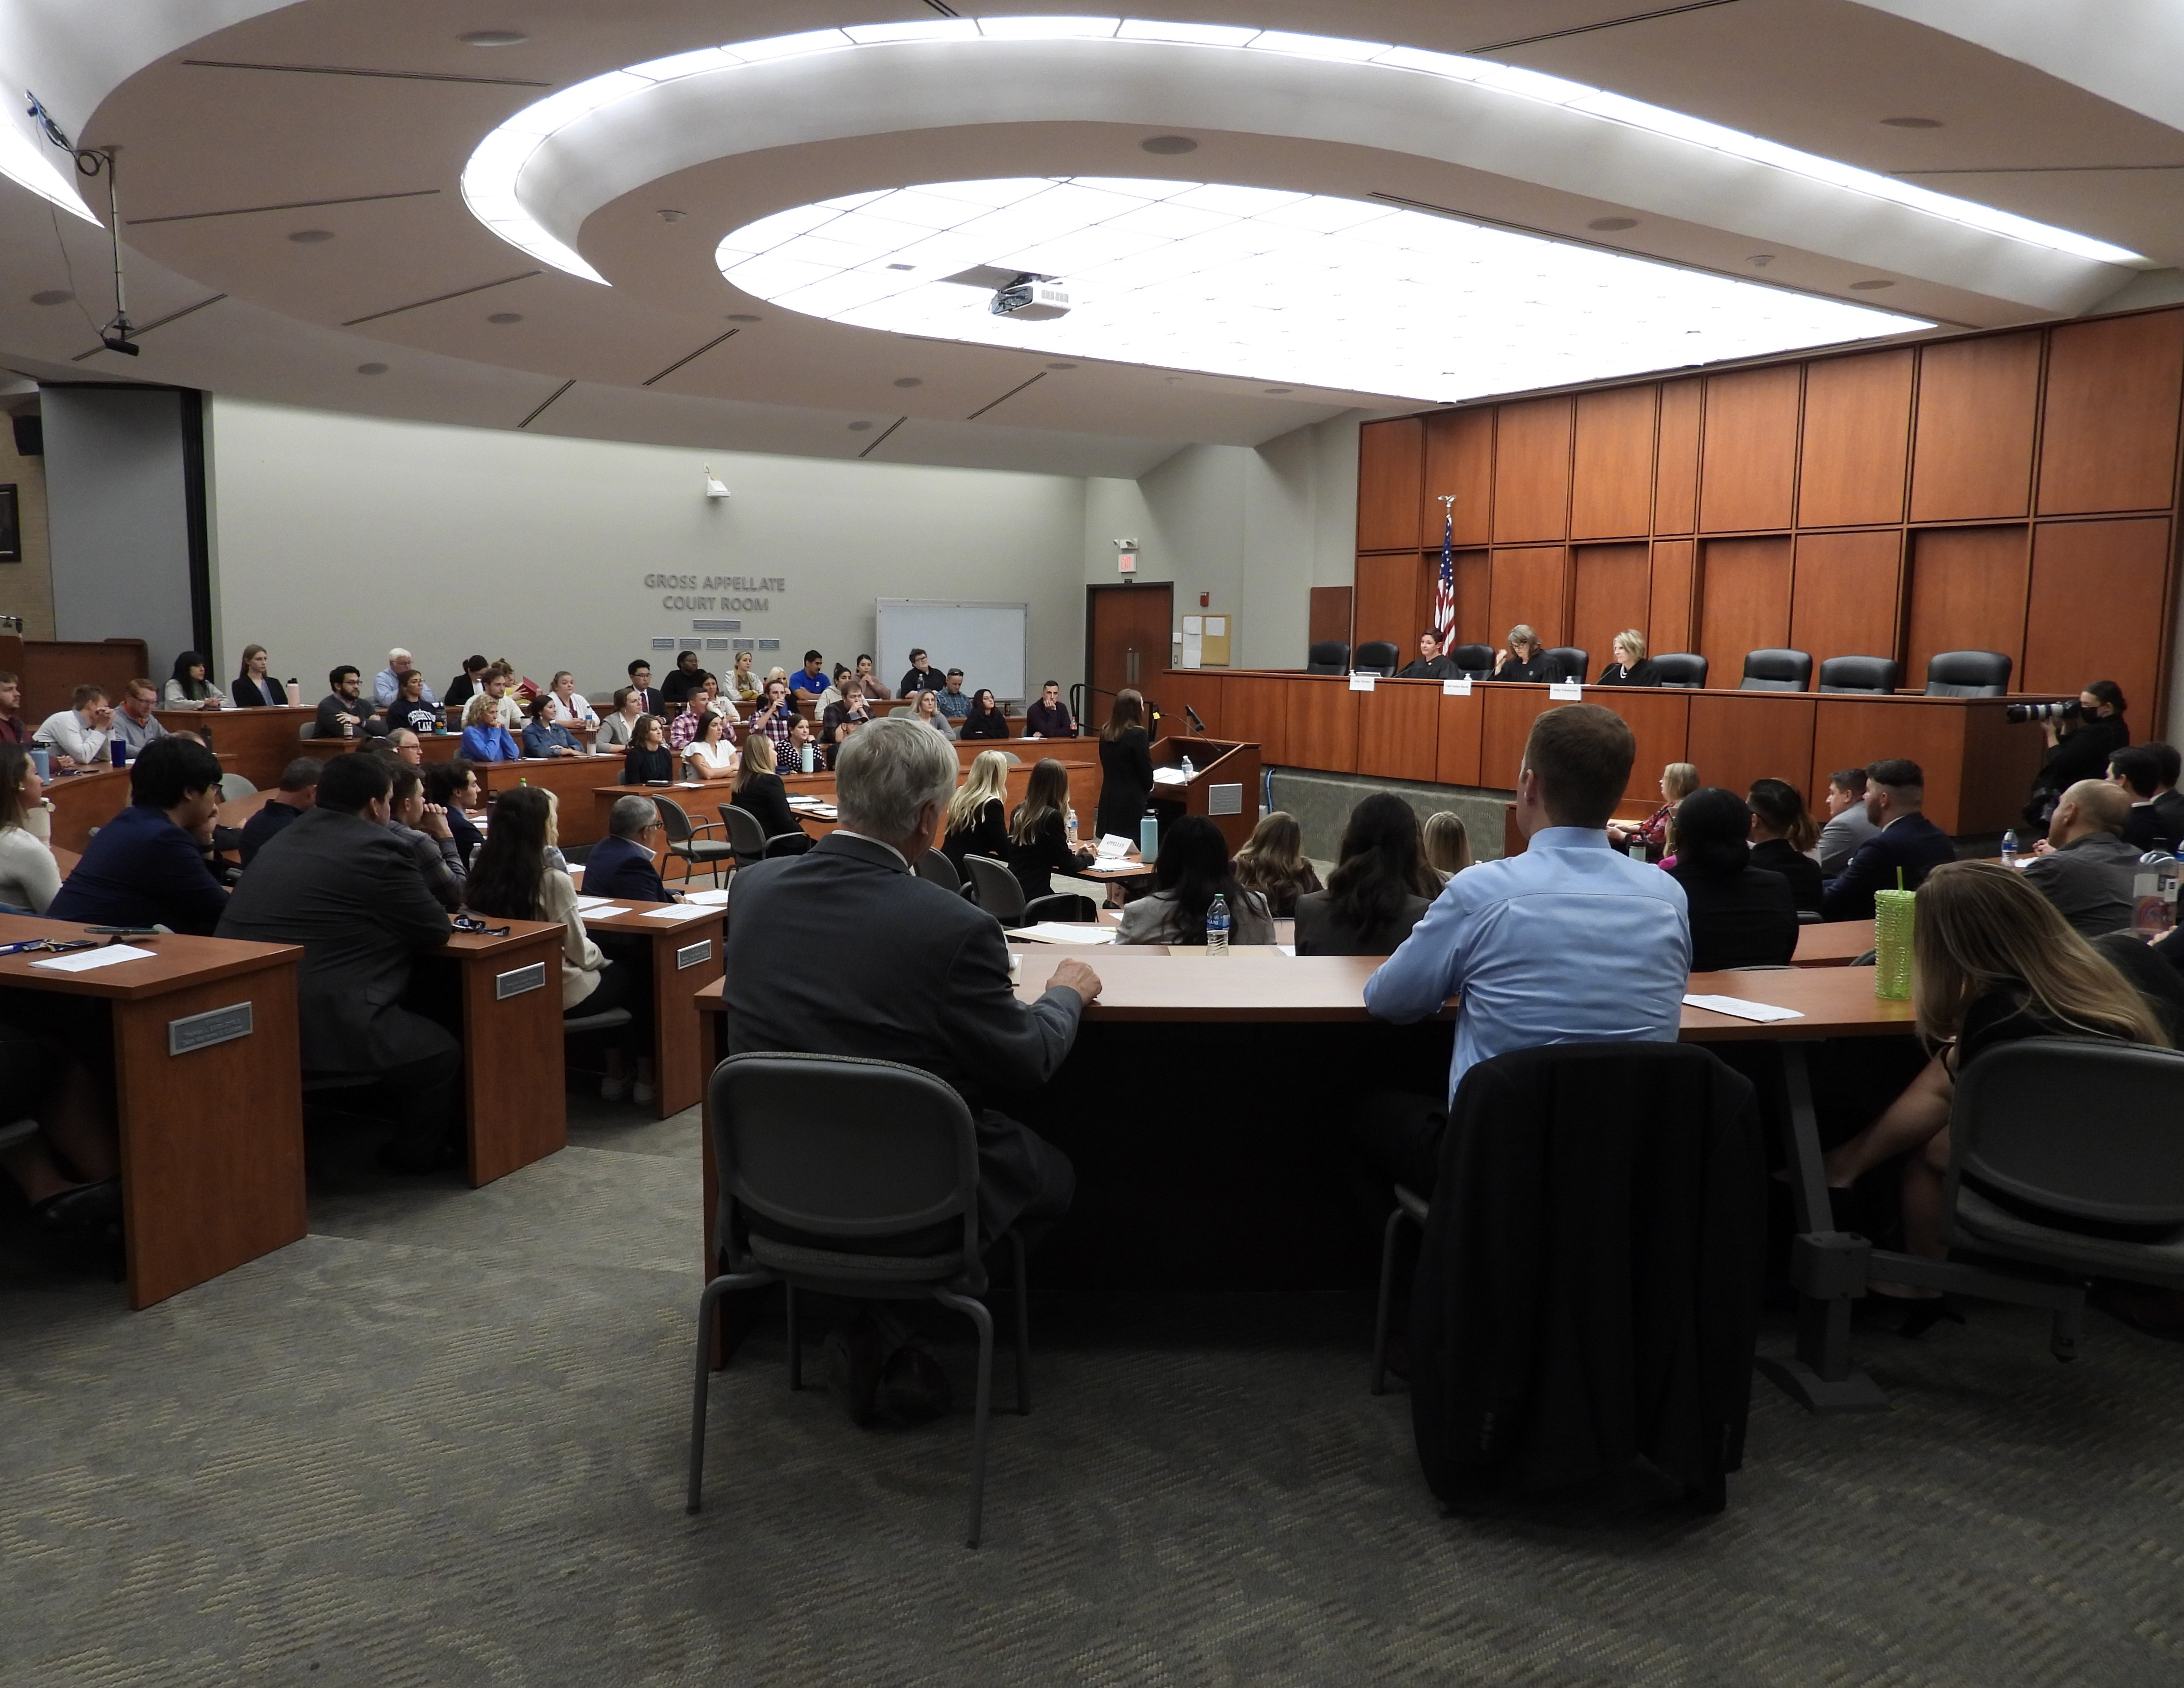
[1948,1038,2184,1228]
[1024,892,1098,924]
[917,848,962,892]
[1353,640,1399,676]
[1542,646,1587,683]
[1816,655,1900,694]
[1925,650,2012,697]
[1652,653,1708,688]
[1449,643,1495,679]
[963,854,1027,922]
[651,795,697,845]
[718,803,768,866]
[709,1053,979,1264]
[218,772,257,802]
[1739,649,1812,692]
[1305,640,1349,676]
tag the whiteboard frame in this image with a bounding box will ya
[875,598,1031,704]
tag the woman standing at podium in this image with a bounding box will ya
[1095,688,1154,843]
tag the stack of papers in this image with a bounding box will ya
[1151,767,1191,785]
[573,895,615,912]
[640,903,711,922]
[580,906,632,920]
[1010,924,1118,945]
[1682,994,1803,1023]
[33,944,156,973]
[683,888,731,907]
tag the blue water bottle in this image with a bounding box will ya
[1205,893,1230,956]
[1139,808,1160,864]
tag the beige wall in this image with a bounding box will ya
[0,407,53,638]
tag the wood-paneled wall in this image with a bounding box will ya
[1355,308,2184,722]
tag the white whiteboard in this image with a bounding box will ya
[875,600,1029,703]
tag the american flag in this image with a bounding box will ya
[1431,505,1456,644]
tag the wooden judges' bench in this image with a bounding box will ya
[1152,670,2046,835]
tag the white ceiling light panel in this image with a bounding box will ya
[715,176,1929,402]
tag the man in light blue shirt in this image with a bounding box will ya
[1358,703,1691,1195]
[372,648,436,709]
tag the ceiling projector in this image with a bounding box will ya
[990,275,1071,321]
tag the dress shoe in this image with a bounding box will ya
[877,1344,952,1426]
[32,1178,122,1234]
[825,1317,885,1427]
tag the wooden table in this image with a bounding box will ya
[578,899,726,1117]
[155,704,312,789]
[479,755,627,845]
[0,911,306,1309]
[433,920,568,1185]
[1792,918,1877,966]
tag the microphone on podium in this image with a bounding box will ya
[1184,705,1207,733]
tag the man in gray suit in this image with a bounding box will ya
[218,752,463,1173]
[723,715,1100,1423]
[1818,766,1880,876]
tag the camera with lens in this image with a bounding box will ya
[2005,699,2082,725]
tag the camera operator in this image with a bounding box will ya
[2025,680,2129,827]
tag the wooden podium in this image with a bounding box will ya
[1150,735,1261,852]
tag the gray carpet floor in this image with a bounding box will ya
[5,1095,2184,1687]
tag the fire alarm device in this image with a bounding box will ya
[1117,552,1137,574]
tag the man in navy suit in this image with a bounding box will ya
[1821,757,1957,920]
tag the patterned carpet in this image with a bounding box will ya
[4,1097,2183,1687]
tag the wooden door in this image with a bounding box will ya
[1086,582,1175,708]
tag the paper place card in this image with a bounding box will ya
[1348,672,1377,692]
[1683,993,1804,1024]
[1442,677,1473,697]
[640,903,711,921]
[1010,924,1118,945]
[1096,833,1133,860]
[1548,680,1584,702]
[33,943,157,973]
[580,906,632,920]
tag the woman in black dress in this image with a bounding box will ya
[1492,624,1549,682]
[1095,687,1154,841]
[621,714,674,784]
[1745,777,1824,914]
[1007,756,1093,901]
[959,688,1012,741]
[1666,787,1799,971]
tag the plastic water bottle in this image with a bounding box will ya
[1065,806,1078,843]
[1206,893,1230,956]
[2133,850,2179,938]
[1181,753,1194,778]
[2000,829,2019,869]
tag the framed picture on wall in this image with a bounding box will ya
[0,484,18,562]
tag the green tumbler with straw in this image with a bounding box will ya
[1874,868,1915,1001]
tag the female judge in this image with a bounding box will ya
[1594,630,1661,687]
[1492,625,1549,682]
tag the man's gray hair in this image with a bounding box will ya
[608,794,659,839]
[836,714,955,839]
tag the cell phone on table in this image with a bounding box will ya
[83,926,161,939]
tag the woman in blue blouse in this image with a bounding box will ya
[520,693,584,758]
[460,694,522,762]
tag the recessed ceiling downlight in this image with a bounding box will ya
[715,176,1928,403]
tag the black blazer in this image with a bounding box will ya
[942,796,1008,872]
[239,797,304,866]
[1294,889,1432,957]
[2038,714,2129,794]
[2124,790,2184,853]
[1748,838,1823,914]
[1494,653,1548,682]
[1594,658,1661,687]
[722,832,1087,1238]
[731,771,801,840]
[960,707,1011,740]
[622,744,673,784]
[230,675,283,707]
[1006,809,1092,901]
[215,807,457,1073]
[1822,813,1955,920]
[1670,863,1800,971]
[1095,727,1154,839]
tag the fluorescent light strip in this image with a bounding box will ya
[711,175,1928,403]
[459,17,2142,285]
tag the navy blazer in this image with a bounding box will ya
[49,802,230,934]
[584,832,670,903]
[1821,812,1956,920]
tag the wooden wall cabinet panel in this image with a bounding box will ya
[1905,527,2029,691]
[1452,549,1492,651]
[1357,417,1424,551]
[1353,553,1425,653]
[1492,397,1573,543]
[1798,349,1913,528]
[1307,585,1352,653]
[1479,685,1544,791]
[1687,692,1816,806]
[1222,676,1291,764]
[2023,518,2173,718]
[1487,546,1570,647]
[1356,681,1441,781]
[1697,536,1794,683]
[1789,529,1905,668]
[1654,379,1701,534]
[1700,366,1801,532]
[2037,311,2184,516]
[1435,688,1484,786]
[1156,671,1225,738]
[1809,699,1965,833]
[1909,333,2039,523]
[1571,386,1657,539]
[1570,543,1652,679]
[1648,538,1697,655]
[1592,689,1693,799]
[1285,679,1359,772]
[1422,407,1494,546]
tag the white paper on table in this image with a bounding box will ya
[640,903,712,921]
[683,887,731,907]
[573,895,614,911]
[1548,680,1584,701]
[1151,767,1191,785]
[1081,862,1138,876]
[1010,923,1119,945]
[1095,833,1132,860]
[1348,672,1376,692]
[786,795,823,807]
[1442,677,1472,697]
[33,943,157,972]
[579,905,632,920]
[1682,994,1804,1024]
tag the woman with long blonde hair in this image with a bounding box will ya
[1421,811,1473,881]
[1825,860,2166,1281]
[941,748,1011,873]
[1609,761,1698,861]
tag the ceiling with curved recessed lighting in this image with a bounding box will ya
[0,0,2179,478]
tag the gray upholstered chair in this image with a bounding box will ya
[963,854,1026,924]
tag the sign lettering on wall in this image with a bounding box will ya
[643,573,787,613]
